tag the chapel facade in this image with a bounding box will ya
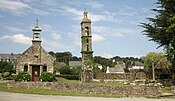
[16,20,55,81]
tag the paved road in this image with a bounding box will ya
[0,91,174,101]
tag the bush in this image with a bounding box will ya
[3,75,14,80]
[56,74,79,80]
[3,72,10,77]
[40,72,56,82]
[14,71,31,81]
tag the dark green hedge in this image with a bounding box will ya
[40,72,56,82]
[56,74,80,80]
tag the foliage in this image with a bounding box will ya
[60,65,72,75]
[60,65,81,75]
[57,74,79,80]
[49,51,72,65]
[40,72,56,82]
[3,75,15,80]
[0,61,14,73]
[2,72,10,77]
[140,0,175,68]
[144,52,171,70]
[14,71,31,81]
[94,56,142,68]
[144,52,171,80]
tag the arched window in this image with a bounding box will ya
[85,27,89,36]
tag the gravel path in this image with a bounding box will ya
[0,91,174,101]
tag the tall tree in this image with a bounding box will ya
[140,0,175,69]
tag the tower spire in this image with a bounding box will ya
[36,19,39,26]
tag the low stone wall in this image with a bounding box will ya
[94,71,147,81]
[8,82,161,97]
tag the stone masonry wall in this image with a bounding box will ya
[8,82,161,97]
[94,71,147,81]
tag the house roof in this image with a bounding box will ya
[69,61,82,67]
[0,53,19,61]
[106,67,125,73]
[133,61,144,66]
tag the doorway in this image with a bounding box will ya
[32,65,40,81]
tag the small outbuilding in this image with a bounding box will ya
[16,20,55,81]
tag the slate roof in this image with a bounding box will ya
[0,53,19,62]
[69,61,82,67]
[106,67,125,73]
[132,61,144,66]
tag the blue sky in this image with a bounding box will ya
[0,0,163,58]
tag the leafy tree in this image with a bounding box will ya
[144,52,171,80]
[60,65,72,75]
[140,0,175,69]
[0,61,14,73]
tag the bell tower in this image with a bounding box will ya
[81,10,94,82]
[32,19,42,63]
[32,19,42,47]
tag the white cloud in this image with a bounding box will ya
[66,32,81,46]
[0,0,30,15]
[0,34,31,45]
[93,26,123,38]
[41,24,52,31]
[103,53,113,58]
[5,26,27,33]
[52,32,61,41]
[42,37,71,52]
[92,34,105,42]
[0,0,49,16]
[0,0,29,11]
[59,6,115,22]
[86,1,104,8]
[31,8,49,16]
[93,26,140,38]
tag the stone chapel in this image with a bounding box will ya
[16,20,55,81]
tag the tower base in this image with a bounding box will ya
[81,69,93,83]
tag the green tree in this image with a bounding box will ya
[140,0,175,69]
[0,61,14,73]
[144,52,171,81]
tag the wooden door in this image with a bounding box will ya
[32,65,40,81]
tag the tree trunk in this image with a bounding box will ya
[152,62,155,81]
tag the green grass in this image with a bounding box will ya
[161,86,172,93]
[57,77,131,86]
[0,82,124,98]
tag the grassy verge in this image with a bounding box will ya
[57,77,132,86]
[161,86,172,93]
[0,82,124,98]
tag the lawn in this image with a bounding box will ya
[58,77,132,86]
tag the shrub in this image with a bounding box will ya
[14,71,31,81]
[40,72,56,82]
[3,75,14,80]
[3,72,10,77]
[56,74,79,80]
